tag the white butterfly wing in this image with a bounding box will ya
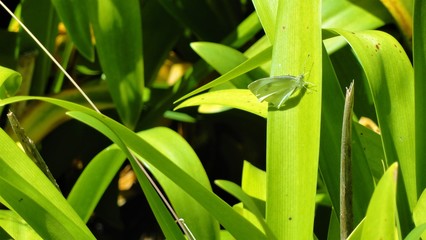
[248,76,302,108]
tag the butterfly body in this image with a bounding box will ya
[248,74,308,109]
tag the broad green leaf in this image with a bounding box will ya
[360,163,398,240]
[333,30,416,234]
[0,210,40,239]
[0,96,267,239]
[137,127,220,240]
[252,0,277,43]
[67,145,125,222]
[264,0,322,239]
[50,0,94,60]
[241,161,266,201]
[319,45,375,225]
[353,123,385,183]
[86,0,144,129]
[69,127,220,239]
[65,111,185,240]
[0,128,95,239]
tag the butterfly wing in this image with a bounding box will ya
[248,76,300,108]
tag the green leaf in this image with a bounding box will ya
[413,0,426,196]
[142,1,183,83]
[333,28,416,198]
[0,96,267,239]
[353,123,385,183]
[0,128,95,239]
[50,0,94,60]
[65,111,185,240]
[241,161,266,201]
[319,45,375,226]
[264,0,322,239]
[15,84,114,143]
[404,223,426,240]
[86,0,144,129]
[252,0,277,43]
[191,42,253,88]
[347,218,364,240]
[175,89,267,118]
[175,47,272,103]
[20,0,58,96]
[333,30,416,233]
[69,126,221,239]
[215,180,275,239]
[67,145,125,222]
[413,189,426,239]
[0,210,40,239]
[0,66,21,99]
[137,127,220,240]
[360,163,398,240]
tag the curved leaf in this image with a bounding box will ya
[138,127,220,240]
[361,163,398,240]
[191,42,253,88]
[215,180,275,239]
[175,89,267,118]
[0,210,41,239]
[0,128,95,239]
[86,0,144,129]
[18,84,114,143]
[0,66,21,99]
[67,146,125,222]
[175,47,272,103]
[0,96,268,239]
[50,0,94,60]
[65,111,185,240]
[333,29,416,210]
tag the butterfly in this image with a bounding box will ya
[248,73,311,109]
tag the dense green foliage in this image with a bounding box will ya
[0,0,425,239]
